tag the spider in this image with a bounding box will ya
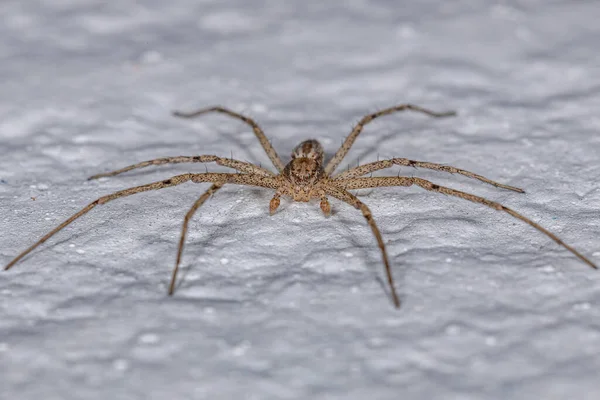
[3,104,597,308]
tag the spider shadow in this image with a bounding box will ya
[174,189,406,305]
[7,209,141,282]
[7,234,82,271]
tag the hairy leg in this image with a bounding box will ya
[333,158,523,193]
[324,104,456,175]
[333,176,597,269]
[173,106,285,172]
[88,155,274,180]
[4,174,195,271]
[4,173,279,271]
[169,183,223,295]
[323,185,400,308]
[189,172,279,189]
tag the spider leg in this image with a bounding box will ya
[173,106,285,172]
[333,158,524,193]
[4,173,279,271]
[323,184,400,308]
[189,172,279,189]
[324,104,456,176]
[3,173,196,271]
[333,176,598,269]
[88,155,274,180]
[169,183,223,295]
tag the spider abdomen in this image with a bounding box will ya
[291,140,324,161]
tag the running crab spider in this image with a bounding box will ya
[3,104,597,308]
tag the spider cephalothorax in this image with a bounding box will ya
[281,140,326,203]
[4,104,597,308]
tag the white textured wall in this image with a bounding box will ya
[1,1,599,399]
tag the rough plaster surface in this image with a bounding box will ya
[1,1,600,399]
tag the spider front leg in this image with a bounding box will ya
[3,174,197,271]
[169,183,223,295]
[4,172,279,272]
[333,176,598,269]
[323,185,400,308]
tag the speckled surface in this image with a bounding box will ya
[1,1,600,399]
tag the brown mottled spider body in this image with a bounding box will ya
[274,140,328,212]
[3,104,597,308]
